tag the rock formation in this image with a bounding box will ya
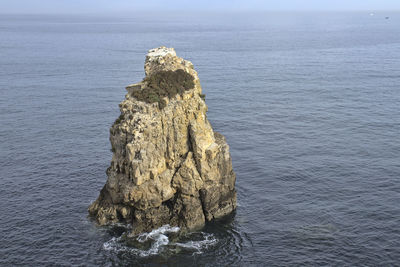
[89,47,236,234]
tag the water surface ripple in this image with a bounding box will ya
[1,12,400,266]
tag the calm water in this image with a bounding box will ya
[1,12,400,266]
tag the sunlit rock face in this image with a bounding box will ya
[89,47,236,234]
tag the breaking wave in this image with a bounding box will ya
[175,232,217,254]
[103,224,217,257]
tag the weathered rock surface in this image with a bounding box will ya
[89,47,236,234]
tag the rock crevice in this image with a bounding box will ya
[89,47,236,234]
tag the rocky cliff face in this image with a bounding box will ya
[89,47,236,234]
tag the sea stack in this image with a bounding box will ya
[89,47,236,234]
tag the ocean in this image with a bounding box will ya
[1,12,399,266]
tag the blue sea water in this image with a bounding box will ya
[0,12,400,266]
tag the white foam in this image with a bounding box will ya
[103,225,217,257]
[136,224,180,256]
[137,224,180,242]
[103,224,180,257]
[175,233,217,255]
[103,237,119,251]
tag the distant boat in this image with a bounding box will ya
[385,17,390,20]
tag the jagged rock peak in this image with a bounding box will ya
[144,46,193,76]
[88,46,236,234]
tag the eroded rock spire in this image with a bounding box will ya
[89,47,236,234]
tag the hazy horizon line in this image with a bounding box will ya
[1,9,398,16]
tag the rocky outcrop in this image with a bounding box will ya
[89,47,236,234]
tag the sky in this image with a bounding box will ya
[1,0,399,14]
